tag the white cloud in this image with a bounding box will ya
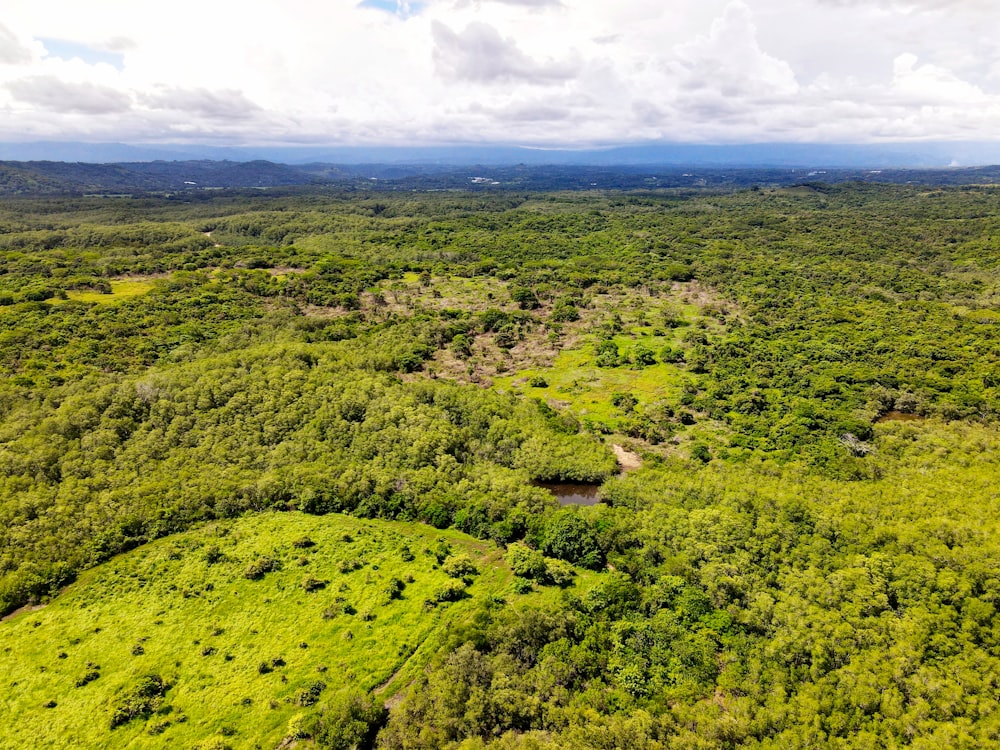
[142,87,263,121]
[892,53,986,105]
[0,0,997,146]
[432,20,579,83]
[7,75,131,114]
[0,23,33,65]
[671,2,799,99]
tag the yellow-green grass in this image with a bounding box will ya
[0,512,589,749]
[495,333,689,429]
[61,279,158,304]
[380,274,509,309]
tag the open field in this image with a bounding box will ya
[0,511,589,749]
[62,279,159,304]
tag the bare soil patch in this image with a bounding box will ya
[612,444,642,470]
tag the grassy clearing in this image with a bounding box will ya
[375,274,510,315]
[62,279,158,304]
[354,272,729,451]
[495,344,687,429]
[0,512,587,749]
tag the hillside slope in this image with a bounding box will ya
[0,512,585,749]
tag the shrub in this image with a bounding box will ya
[426,580,467,606]
[631,344,656,368]
[450,333,473,358]
[337,558,363,574]
[505,543,547,581]
[433,541,451,564]
[511,286,539,310]
[512,577,533,594]
[381,577,405,602]
[527,375,548,388]
[301,577,328,593]
[545,559,577,587]
[595,339,620,367]
[313,689,387,750]
[551,301,580,322]
[659,345,684,363]
[75,670,100,688]
[296,681,327,707]
[109,674,169,729]
[147,720,171,735]
[244,556,278,580]
[323,599,356,619]
[442,555,478,580]
[611,392,638,412]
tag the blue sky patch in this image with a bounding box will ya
[41,39,124,71]
[358,0,423,17]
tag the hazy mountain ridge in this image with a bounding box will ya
[2,158,1000,195]
[4,140,1000,167]
[0,159,322,194]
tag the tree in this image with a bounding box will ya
[542,512,603,569]
[595,339,619,367]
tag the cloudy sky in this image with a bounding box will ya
[0,0,997,147]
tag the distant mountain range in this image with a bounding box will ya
[3,140,1000,168]
[2,157,1000,196]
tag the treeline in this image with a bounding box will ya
[0,341,616,614]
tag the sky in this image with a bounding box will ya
[0,0,998,148]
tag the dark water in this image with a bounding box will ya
[535,482,602,506]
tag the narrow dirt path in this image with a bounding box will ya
[1,602,46,623]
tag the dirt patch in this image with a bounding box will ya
[612,444,642,471]
[673,280,739,317]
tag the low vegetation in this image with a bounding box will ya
[0,512,585,748]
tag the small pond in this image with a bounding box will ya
[535,482,602,506]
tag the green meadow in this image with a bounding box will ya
[62,279,159,304]
[496,342,686,426]
[0,512,587,749]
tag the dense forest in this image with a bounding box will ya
[2,181,1000,748]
